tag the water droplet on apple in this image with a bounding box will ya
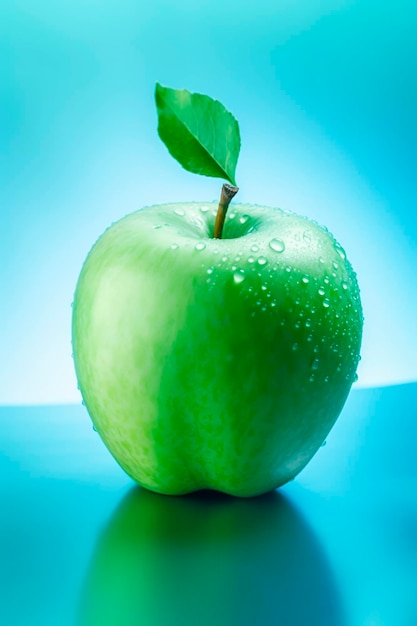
[240,214,249,224]
[92,425,97,432]
[248,256,255,263]
[153,224,162,229]
[309,374,315,382]
[233,270,245,284]
[318,287,325,296]
[342,281,349,290]
[261,284,267,291]
[301,276,309,284]
[303,232,312,242]
[292,342,299,351]
[305,319,312,328]
[174,208,185,216]
[332,261,339,270]
[285,266,291,273]
[334,242,346,259]
[170,243,179,250]
[324,277,330,285]
[323,298,330,308]
[353,372,359,382]
[269,238,285,253]
[313,345,319,353]
[251,244,259,252]
[257,257,268,266]
[311,358,320,370]
[319,257,325,264]
[321,440,327,447]
[307,333,313,342]
[200,205,209,213]
[229,211,236,219]
[271,301,277,307]
[324,375,329,383]
[195,242,206,251]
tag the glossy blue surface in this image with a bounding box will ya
[1,383,416,625]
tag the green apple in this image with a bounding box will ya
[72,201,362,497]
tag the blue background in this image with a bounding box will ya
[1,0,417,403]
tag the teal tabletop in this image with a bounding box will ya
[1,383,416,626]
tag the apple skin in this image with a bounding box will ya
[72,202,363,497]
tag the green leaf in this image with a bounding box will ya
[155,83,240,186]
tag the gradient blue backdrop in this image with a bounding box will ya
[1,0,416,404]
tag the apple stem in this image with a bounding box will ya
[213,183,239,238]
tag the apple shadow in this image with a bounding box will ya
[78,487,345,626]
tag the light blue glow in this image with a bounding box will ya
[1,0,416,403]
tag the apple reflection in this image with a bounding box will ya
[78,488,345,626]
